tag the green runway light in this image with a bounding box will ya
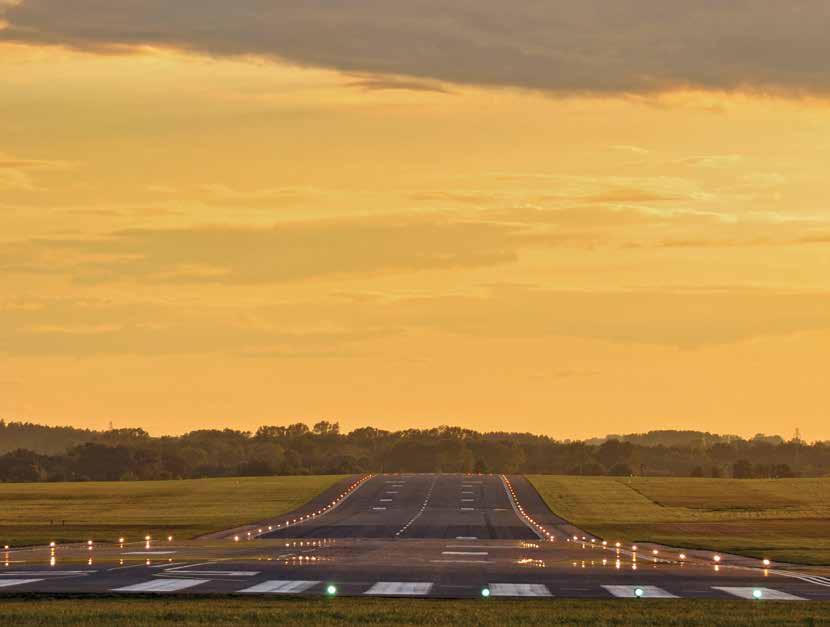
[326,584,338,596]
[481,588,490,597]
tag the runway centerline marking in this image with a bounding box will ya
[441,551,488,556]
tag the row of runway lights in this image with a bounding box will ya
[501,476,773,571]
[233,474,374,542]
[1,535,176,553]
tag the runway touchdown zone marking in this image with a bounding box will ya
[488,583,552,597]
[603,585,678,599]
[113,579,209,593]
[714,587,806,601]
[365,582,433,596]
[240,580,320,594]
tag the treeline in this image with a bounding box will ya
[1,420,828,482]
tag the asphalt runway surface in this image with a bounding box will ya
[3,473,830,600]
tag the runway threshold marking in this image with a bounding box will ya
[364,582,433,596]
[0,579,43,588]
[460,507,475,511]
[372,507,387,511]
[602,585,678,599]
[380,498,393,502]
[713,587,806,601]
[488,583,552,597]
[239,580,320,594]
[113,578,209,593]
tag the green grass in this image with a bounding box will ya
[0,597,827,626]
[528,475,830,565]
[0,475,345,547]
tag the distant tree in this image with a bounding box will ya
[608,463,633,476]
[690,466,704,478]
[732,459,753,479]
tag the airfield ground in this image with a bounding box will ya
[529,476,830,565]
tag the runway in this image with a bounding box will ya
[3,473,830,600]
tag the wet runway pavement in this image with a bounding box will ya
[3,473,830,600]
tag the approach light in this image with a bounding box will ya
[752,589,763,600]
[49,542,56,548]
[634,587,644,598]
[481,588,491,598]
[326,584,338,596]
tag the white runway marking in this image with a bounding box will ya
[603,585,677,598]
[0,579,43,588]
[455,536,478,540]
[430,559,490,564]
[385,491,399,494]
[441,551,488,556]
[164,570,259,577]
[239,580,319,594]
[1,571,94,576]
[488,583,552,597]
[380,498,393,502]
[461,499,474,502]
[713,587,806,601]
[123,551,176,555]
[113,578,209,593]
[372,507,387,510]
[365,582,433,596]
[460,507,475,511]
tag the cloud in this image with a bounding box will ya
[0,213,545,284]
[4,285,829,357]
[2,1,829,96]
[346,76,452,94]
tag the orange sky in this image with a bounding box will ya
[1,4,829,440]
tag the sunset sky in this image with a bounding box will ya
[2,1,829,439]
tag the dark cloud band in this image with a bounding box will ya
[2,1,829,95]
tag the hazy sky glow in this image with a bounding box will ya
[1,2,829,439]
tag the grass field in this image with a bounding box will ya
[0,597,827,626]
[0,475,345,547]
[528,475,830,565]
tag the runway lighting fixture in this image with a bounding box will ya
[49,542,56,548]
[326,584,338,596]
[167,535,173,542]
[713,554,721,563]
[634,587,644,598]
[481,588,491,598]
[679,553,686,560]
[763,559,771,567]
[752,589,763,600]
[234,535,240,542]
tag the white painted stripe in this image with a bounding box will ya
[123,551,176,555]
[460,507,475,511]
[372,507,387,510]
[385,491,399,494]
[441,551,488,556]
[603,585,678,599]
[488,583,551,597]
[1,571,93,576]
[713,587,806,601]
[113,578,209,593]
[0,579,43,588]
[455,536,478,540]
[365,582,433,596]
[239,580,319,594]
[461,499,474,502]
[164,570,259,577]
[430,559,490,564]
